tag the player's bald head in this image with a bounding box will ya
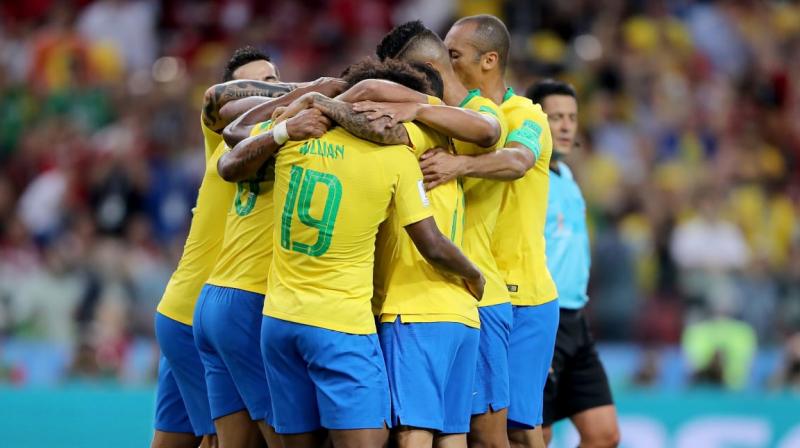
[376,20,450,68]
[452,14,510,70]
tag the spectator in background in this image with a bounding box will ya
[681,295,757,390]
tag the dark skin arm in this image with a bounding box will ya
[419,142,536,189]
[353,101,500,148]
[404,217,485,300]
[217,109,331,182]
[337,79,429,103]
[202,80,297,132]
[274,92,411,145]
[222,78,347,148]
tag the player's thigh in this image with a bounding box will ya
[542,426,553,446]
[468,407,509,448]
[395,427,435,448]
[507,302,559,428]
[304,328,390,432]
[472,304,513,417]
[441,326,480,435]
[435,432,467,448]
[151,430,201,448]
[156,312,216,436]
[153,356,197,436]
[278,430,327,448]
[214,410,265,448]
[570,405,620,448]
[507,427,545,448]
[329,428,390,448]
[203,286,271,421]
[260,316,321,435]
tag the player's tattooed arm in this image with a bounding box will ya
[222,78,347,148]
[202,80,297,132]
[218,109,330,182]
[309,94,411,146]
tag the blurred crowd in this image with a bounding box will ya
[0,0,798,390]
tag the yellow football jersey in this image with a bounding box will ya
[453,90,510,307]
[205,121,276,295]
[494,88,558,306]
[264,127,433,335]
[156,120,237,325]
[374,122,478,328]
[200,117,223,161]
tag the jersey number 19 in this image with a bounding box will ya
[280,166,342,257]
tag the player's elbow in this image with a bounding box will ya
[217,156,241,183]
[508,149,535,178]
[223,124,246,150]
[346,79,378,102]
[477,119,501,149]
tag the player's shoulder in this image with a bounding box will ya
[502,89,547,121]
[462,89,501,115]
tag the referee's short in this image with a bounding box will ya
[542,308,613,426]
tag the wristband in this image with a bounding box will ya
[272,120,289,145]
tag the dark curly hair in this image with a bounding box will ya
[376,20,426,61]
[223,46,271,81]
[408,61,444,99]
[341,57,435,96]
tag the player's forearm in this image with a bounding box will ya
[338,79,429,104]
[459,147,533,181]
[415,104,499,148]
[420,235,483,282]
[217,132,280,182]
[222,86,325,149]
[203,80,296,132]
[311,95,410,145]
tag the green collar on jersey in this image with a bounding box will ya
[459,89,481,108]
[503,87,515,103]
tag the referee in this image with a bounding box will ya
[527,80,620,447]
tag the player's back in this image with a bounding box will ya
[453,90,510,307]
[156,121,236,325]
[495,89,557,306]
[265,126,431,335]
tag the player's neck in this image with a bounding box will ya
[479,73,507,105]
[443,72,469,107]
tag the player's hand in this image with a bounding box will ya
[286,108,331,141]
[312,77,349,98]
[352,101,421,126]
[419,147,463,190]
[465,273,485,301]
[274,92,321,124]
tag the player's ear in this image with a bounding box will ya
[481,51,499,71]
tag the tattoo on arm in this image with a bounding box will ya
[219,132,278,182]
[203,81,295,130]
[312,96,408,145]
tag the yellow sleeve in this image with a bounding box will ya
[200,115,222,161]
[402,122,448,157]
[463,97,507,153]
[250,119,274,137]
[427,95,443,105]
[506,110,549,160]
[388,148,434,227]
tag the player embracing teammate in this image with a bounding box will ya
[151,13,617,448]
